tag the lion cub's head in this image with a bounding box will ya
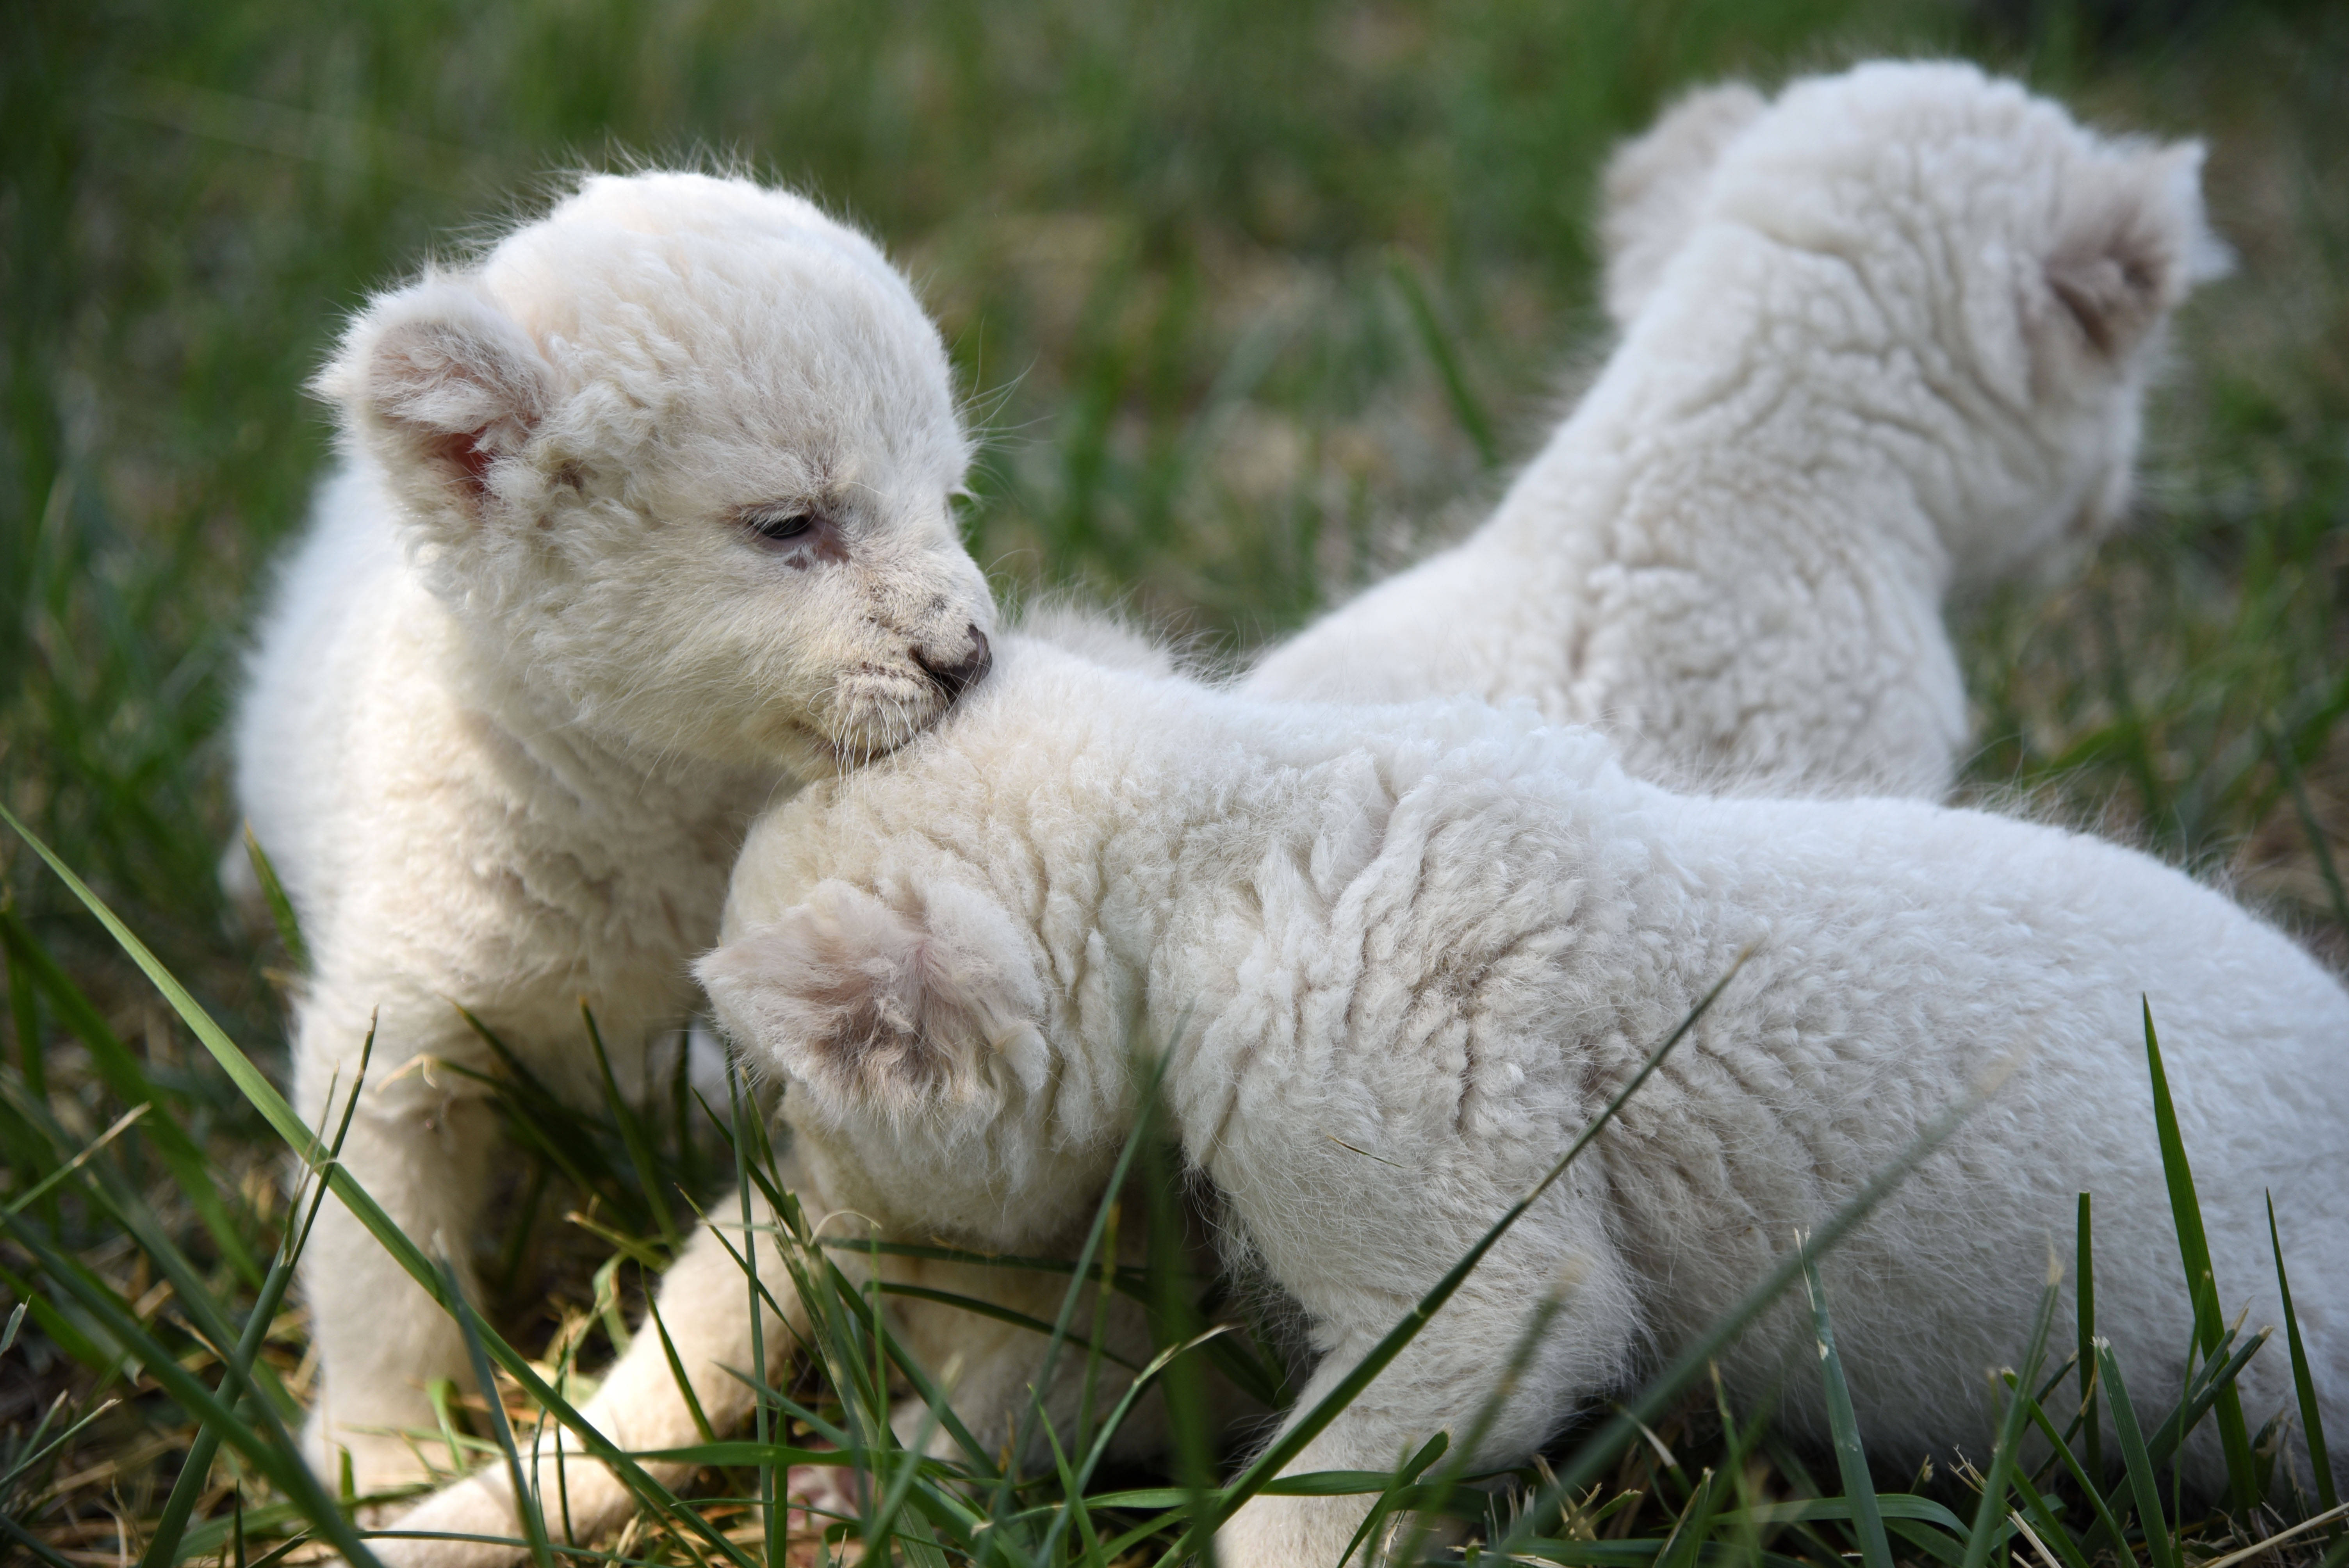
[1602,62,2227,590]
[319,169,994,772]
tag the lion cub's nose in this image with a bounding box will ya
[915,624,992,702]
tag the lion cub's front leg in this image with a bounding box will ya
[1211,1178,1641,1568]
[371,1177,798,1566]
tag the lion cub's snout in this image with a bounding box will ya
[815,581,995,762]
[916,624,993,700]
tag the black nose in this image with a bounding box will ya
[914,624,991,702]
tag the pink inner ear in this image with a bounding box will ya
[431,429,495,495]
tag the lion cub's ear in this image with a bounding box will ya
[2039,139,2229,363]
[315,275,554,522]
[697,879,1048,1118]
[1600,83,1768,325]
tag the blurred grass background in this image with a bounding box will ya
[3,0,2346,1554]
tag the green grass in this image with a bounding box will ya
[5,798,2345,1567]
[5,0,2349,1563]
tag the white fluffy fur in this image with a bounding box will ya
[1247,62,2225,797]
[702,635,2346,1567]
[232,169,995,1495]
[364,63,2235,1564]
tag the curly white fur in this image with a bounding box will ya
[708,635,2346,1568]
[230,169,995,1496]
[1248,62,2224,797]
[362,63,2237,1565]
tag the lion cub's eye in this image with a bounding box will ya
[743,508,816,543]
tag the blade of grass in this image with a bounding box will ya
[492,1160,551,1303]
[2092,591,2173,850]
[1492,1050,2010,1563]
[0,1258,117,1373]
[1387,252,1498,470]
[2142,999,2260,1511]
[2073,1313,2270,1559]
[2139,1322,2271,1481]
[1339,1432,1450,1568]
[1041,1417,1109,1568]
[4,913,46,1103]
[865,1349,963,1557]
[0,1074,61,1233]
[802,1258,989,1473]
[1961,1258,2062,1568]
[2019,1378,2133,1555]
[1,1099,148,1216]
[0,1511,83,1568]
[0,1209,385,1567]
[441,1253,556,1568]
[619,1440,857,1468]
[1393,1280,1581,1565]
[240,824,309,973]
[142,1031,373,1567]
[2267,1192,2338,1518]
[1186,953,1751,1565]
[2010,1507,2069,1568]
[1802,1232,1893,1568]
[1715,1495,1973,1535]
[1037,1325,1247,1563]
[563,1200,670,1270]
[452,1010,638,1223]
[588,1254,633,1358]
[976,1033,1191,1565]
[0,906,261,1285]
[424,1379,479,1477]
[582,1001,677,1250]
[808,1238,1146,1290]
[642,1286,719,1447]
[804,1216,1320,1404]
[721,1063,783,1568]
[2256,1409,2288,1504]
[2078,1193,2103,1486]
[2010,1463,2096,1568]
[0,1072,300,1420]
[1073,1194,1120,1466]
[1141,1086,1221,1568]
[878,1282,1145,1373]
[138,1290,304,1561]
[864,1233,890,1512]
[1658,1465,1729,1568]
[2,802,763,1568]
[1,1391,120,1498]
[1699,1365,1767,1568]
[671,1026,705,1205]
[2098,1336,2182,1568]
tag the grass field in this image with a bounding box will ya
[4,0,2348,1563]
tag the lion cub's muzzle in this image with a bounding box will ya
[819,623,993,769]
[914,624,992,702]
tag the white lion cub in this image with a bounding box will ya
[1248,62,2225,798]
[365,65,2232,1563]
[231,169,995,1495]
[706,635,2348,1568]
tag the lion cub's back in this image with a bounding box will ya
[1633,792,2349,1475]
